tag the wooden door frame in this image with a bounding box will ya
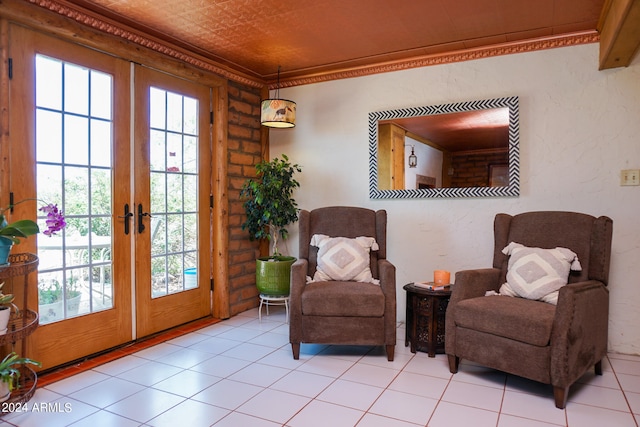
[211,82,229,319]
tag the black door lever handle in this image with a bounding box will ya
[137,204,152,234]
[118,204,133,235]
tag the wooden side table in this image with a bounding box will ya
[404,283,452,357]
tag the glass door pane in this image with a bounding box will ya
[35,55,114,324]
[149,88,199,298]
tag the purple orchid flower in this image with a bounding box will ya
[39,204,66,236]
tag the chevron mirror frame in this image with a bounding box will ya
[369,96,519,199]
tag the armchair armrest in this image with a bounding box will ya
[550,280,609,388]
[290,258,308,297]
[378,259,396,296]
[445,268,501,357]
[289,258,308,343]
[378,259,397,345]
[451,268,502,303]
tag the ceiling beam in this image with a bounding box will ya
[599,0,640,69]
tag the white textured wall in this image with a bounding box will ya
[270,44,640,355]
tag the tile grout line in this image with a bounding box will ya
[494,368,509,427]
[425,360,454,426]
[607,354,640,427]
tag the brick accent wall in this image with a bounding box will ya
[450,152,508,188]
[226,81,264,316]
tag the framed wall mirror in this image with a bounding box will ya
[369,96,519,198]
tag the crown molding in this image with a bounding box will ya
[276,31,600,88]
[26,0,598,90]
[27,0,265,88]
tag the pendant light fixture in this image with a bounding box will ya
[408,145,417,168]
[261,66,296,128]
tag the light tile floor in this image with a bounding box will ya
[2,306,640,426]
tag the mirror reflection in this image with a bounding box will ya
[369,96,519,199]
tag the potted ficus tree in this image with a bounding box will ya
[0,352,41,402]
[241,155,302,296]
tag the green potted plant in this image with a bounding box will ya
[0,352,41,402]
[241,155,302,296]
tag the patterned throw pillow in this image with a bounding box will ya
[309,234,380,284]
[499,242,582,305]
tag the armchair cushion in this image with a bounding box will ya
[301,281,385,317]
[310,234,379,284]
[499,242,582,305]
[455,296,556,347]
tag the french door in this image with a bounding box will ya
[133,66,211,337]
[8,26,212,369]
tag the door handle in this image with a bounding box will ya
[137,204,152,234]
[118,204,133,235]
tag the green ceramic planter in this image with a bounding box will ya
[255,256,296,296]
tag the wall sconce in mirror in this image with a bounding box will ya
[369,96,519,199]
[407,145,417,168]
[261,66,296,128]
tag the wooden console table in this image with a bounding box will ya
[403,283,452,357]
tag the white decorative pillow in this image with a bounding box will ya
[499,242,582,305]
[309,234,380,284]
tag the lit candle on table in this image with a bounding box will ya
[434,270,450,285]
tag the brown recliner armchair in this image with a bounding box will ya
[289,206,397,361]
[445,211,613,409]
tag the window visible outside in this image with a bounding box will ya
[35,55,114,324]
[148,87,199,298]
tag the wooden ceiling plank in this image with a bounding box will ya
[599,0,640,69]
